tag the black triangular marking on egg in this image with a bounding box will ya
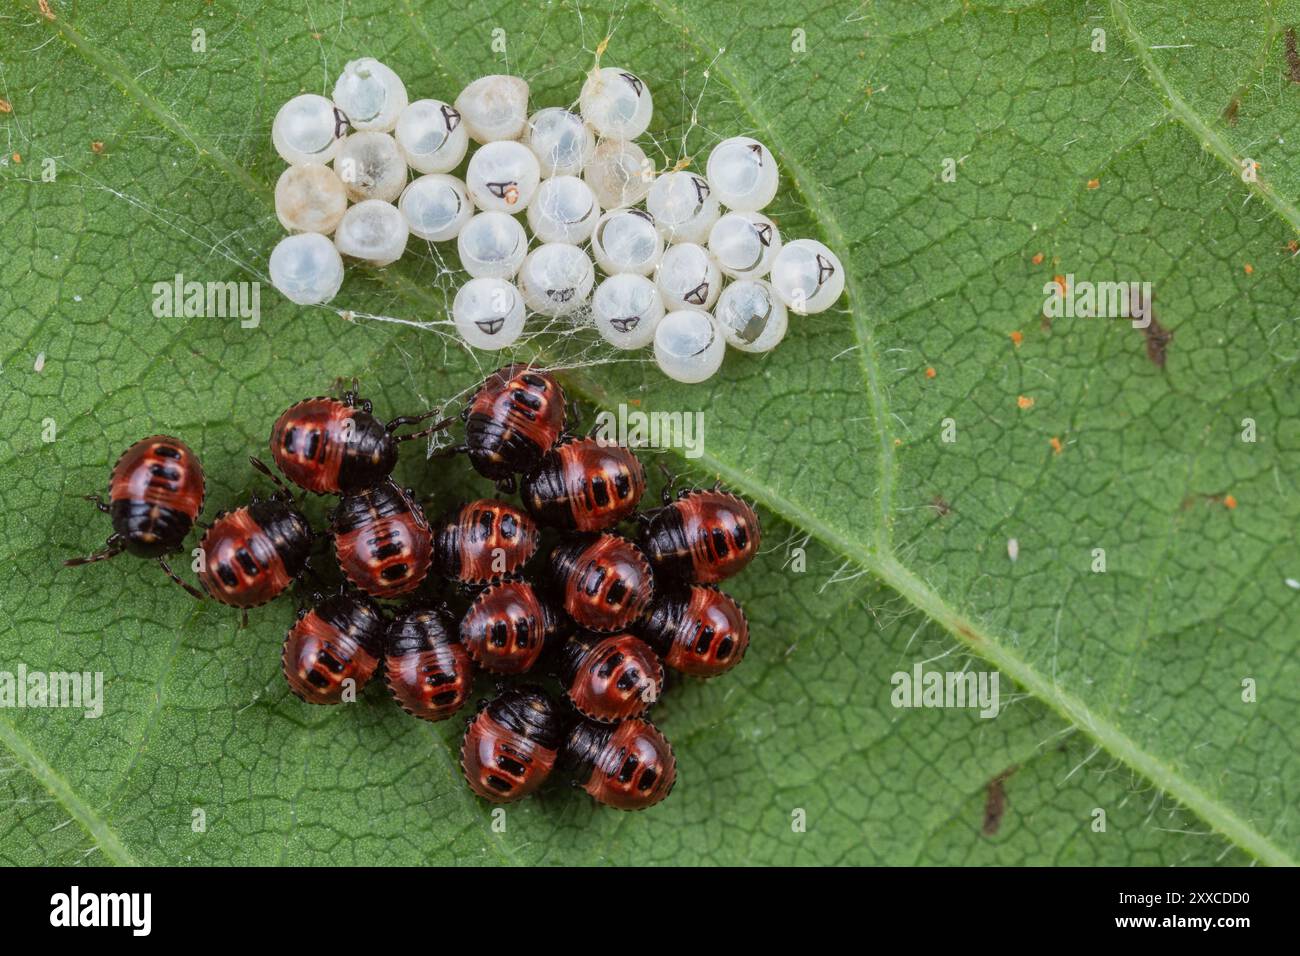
[756,224,773,246]
[442,105,462,132]
[333,107,351,138]
[685,282,710,306]
[748,143,764,164]
[487,181,518,200]
[476,317,506,335]
[692,177,710,203]
[816,253,836,284]
[548,288,576,302]
[610,316,640,333]
[620,72,644,96]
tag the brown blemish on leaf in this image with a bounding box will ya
[1223,97,1240,125]
[956,622,978,642]
[983,766,1018,835]
[1286,28,1300,83]
[1086,178,1100,190]
[1131,286,1172,368]
[0,98,11,114]
[38,0,55,20]
[929,494,952,517]
[91,141,105,154]
[1142,315,1173,368]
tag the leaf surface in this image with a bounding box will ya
[0,0,1294,865]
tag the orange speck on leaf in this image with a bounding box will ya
[1049,436,1063,455]
[925,366,936,379]
[1031,252,1044,265]
[11,152,20,164]
[1288,240,1299,254]
[1017,395,1035,410]
[1086,178,1100,189]
[1009,330,1024,347]
[91,141,105,154]
[38,0,55,20]
[1244,263,1254,275]
[893,438,903,447]
[1224,494,1238,510]
[0,98,11,114]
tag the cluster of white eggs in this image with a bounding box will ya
[268,58,844,383]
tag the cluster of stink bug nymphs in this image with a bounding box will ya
[268,55,845,383]
[66,366,760,811]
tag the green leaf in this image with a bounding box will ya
[0,0,1294,865]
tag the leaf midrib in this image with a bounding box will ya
[0,715,137,865]
[18,2,1295,866]
[1110,0,1300,232]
